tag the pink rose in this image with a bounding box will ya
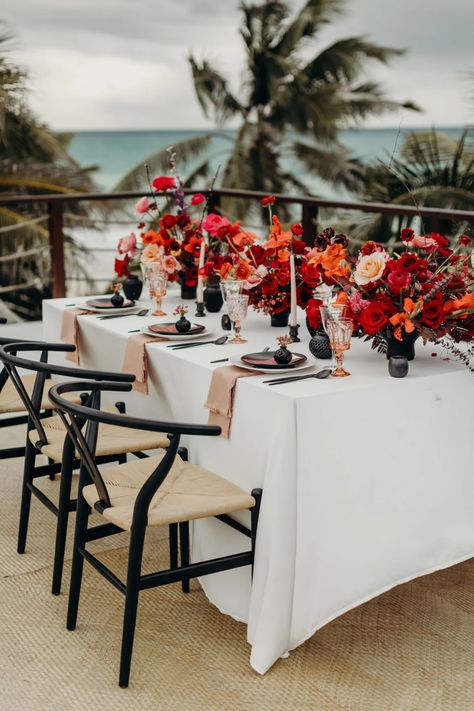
[409,235,437,249]
[201,213,231,237]
[117,232,138,256]
[191,193,205,205]
[162,255,181,274]
[134,196,151,214]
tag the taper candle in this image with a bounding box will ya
[197,239,205,302]
[289,253,297,327]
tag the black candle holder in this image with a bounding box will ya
[195,301,206,317]
[289,323,300,342]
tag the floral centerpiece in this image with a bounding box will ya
[113,156,208,298]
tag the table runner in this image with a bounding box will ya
[43,295,474,675]
[60,308,90,364]
[205,365,262,438]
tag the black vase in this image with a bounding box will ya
[270,309,290,327]
[122,275,143,301]
[309,329,332,359]
[386,330,419,361]
[388,356,409,378]
[175,316,191,333]
[306,317,318,338]
[180,279,197,300]
[204,277,224,313]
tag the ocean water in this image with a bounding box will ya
[66,127,463,293]
[68,127,463,193]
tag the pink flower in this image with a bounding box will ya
[409,235,437,249]
[201,213,231,237]
[162,255,181,274]
[191,193,205,205]
[117,232,138,256]
[134,196,151,214]
[349,291,371,314]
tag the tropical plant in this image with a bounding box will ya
[116,0,417,220]
[353,128,474,243]
[0,26,96,320]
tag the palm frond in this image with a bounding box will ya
[273,0,344,57]
[292,139,365,192]
[189,56,243,123]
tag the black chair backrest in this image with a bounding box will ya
[0,336,39,391]
[49,381,221,521]
[0,342,135,447]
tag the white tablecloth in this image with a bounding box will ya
[43,292,474,674]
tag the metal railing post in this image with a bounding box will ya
[302,204,319,246]
[48,201,66,298]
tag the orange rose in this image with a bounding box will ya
[220,262,232,280]
[234,260,252,281]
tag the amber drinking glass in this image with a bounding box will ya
[148,268,168,317]
[326,318,353,377]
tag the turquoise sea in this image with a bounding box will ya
[68,127,464,195]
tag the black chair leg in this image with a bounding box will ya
[67,472,91,631]
[179,521,190,593]
[17,439,36,554]
[51,443,75,595]
[250,488,263,579]
[119,522,146,688]
[169,523,178,569]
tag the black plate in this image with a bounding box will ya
[241,351,307,369]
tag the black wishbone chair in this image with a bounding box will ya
[0,336,63,461]
[49,380,263,688]
[0,341,172,596]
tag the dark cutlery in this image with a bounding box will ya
[168,335,229,349]
[97,309,149,320]
[210,346,271,364]
[264,369,332,385]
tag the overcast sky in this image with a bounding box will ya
[2,0,473,131]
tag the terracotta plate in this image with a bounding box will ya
[148,322,206,336]
[241,351,307,369]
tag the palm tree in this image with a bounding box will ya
[117,0,418,219]
[0,26,96,319]
[352,128,474,242]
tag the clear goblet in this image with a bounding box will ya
[226,294,249,344]
[148,267,168,317]
[326,318,353,377]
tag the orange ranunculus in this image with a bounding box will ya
[389,312,416,340]
[263,216,292,254]
[234,260,253,281]
[308,244,348,278]
[142,229,162,245]
[232,230,258,247]
[220,262,232,280]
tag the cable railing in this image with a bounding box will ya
[1,188,473,298]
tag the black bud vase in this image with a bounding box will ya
[270,309,290,327]
[204,276,224,313]
[273,346,292,365]
[388,355,409,378]
[175,315,191,333]
[122,275,143,301]
[180,278,197,300]
[309,328,332,359]
[111,292,124,307]
[386,330,419,361]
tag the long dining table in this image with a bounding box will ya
[43,290,474,674]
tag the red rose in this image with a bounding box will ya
[400,227,415,242]
[191,193,205,205]
[160,213,177,229]
[421,298,445,330]
[458,234,472,246]
[177,213,190,228]
[359,302,389,335]
[291,223,303,236]
[301,262,321,288]
[276,268,290,286]
[261,195,276,206]
[396,253,421,273]
[305,298,323,330]
[387,269,411,294]
[291,238,307,254]
[361,240,382,256]
[374,294,397,315]
[184,266,198,286]
[152,175,175,192]
[261,279,279,297]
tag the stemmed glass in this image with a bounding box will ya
[148,267,168,317]
[226,294,249,344]
[141,262,156,301]
[327,318,353,377]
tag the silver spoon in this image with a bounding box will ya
[97,309,149,320]
[264,369,333,385]
[168,335,229,349]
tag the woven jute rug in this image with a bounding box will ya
[0,426,472,711]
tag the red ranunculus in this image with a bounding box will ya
[114,256,130,277]
[291,223,303,235]
[421,298,445,330]
[430,233,453,258]
[301,262,321,288]
[361,240,382,256]
[261,195,276,206]
[177,213,190,228]
[396,253,422,273]
[191,193,205,205]
[400,227,415,242]
[305,298,323,330]
[387,268,411,294]
[152,175,175,192]
[359,302,389,335]
[458,234,472,246]
[160,213,177,229]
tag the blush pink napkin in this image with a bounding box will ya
[122,333,166,394]
[204,365,262,439]
[60,308,91,364]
